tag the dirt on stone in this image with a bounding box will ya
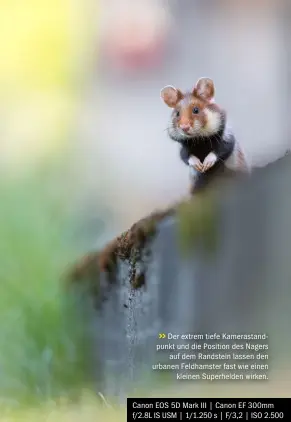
[67,166,244,290]
[68,205,177,289]
[67,151,290,295]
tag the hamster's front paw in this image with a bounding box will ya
[202,152,217,172]
[188,155,203,172]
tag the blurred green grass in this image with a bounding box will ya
[0,157,96,412]
[0,396,126,422]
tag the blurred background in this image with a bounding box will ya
[80,0,289,244]
[0,0,290,418]
[0,0,289,245]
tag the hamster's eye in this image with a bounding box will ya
[175,110,180,117]
[192,107,199,114]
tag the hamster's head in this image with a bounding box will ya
[160,77,225,142]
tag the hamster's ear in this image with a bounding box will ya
[193,77,215,102]
[160,85,183,107]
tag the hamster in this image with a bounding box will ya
[160,77,250,193]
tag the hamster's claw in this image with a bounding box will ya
[202,153,217,172]
[194,163,203,172]
[189,156,203,172]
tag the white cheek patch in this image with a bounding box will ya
[178,128,191,138]
[168,120,182,139]
[203,109,221,134]
[194,120,201,130]
[188,119,202,136]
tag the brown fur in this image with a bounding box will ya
[193,77,215,101]
[236,144,250,173]
[172,93,223,132]
[161,77,249,181]
[161,78,224,135]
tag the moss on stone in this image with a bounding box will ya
[67,188,222,296]
[67,207,175,292]
[177,190,219,256]
[65,252,101,305]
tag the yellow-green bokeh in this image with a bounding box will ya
[0,0,94,172]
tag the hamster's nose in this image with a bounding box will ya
[180,123,191,133]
